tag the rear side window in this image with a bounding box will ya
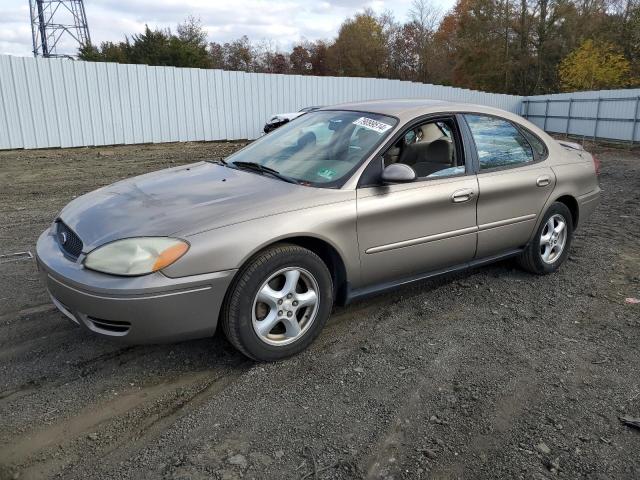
[465,114,534,170]
[520,128,547,159]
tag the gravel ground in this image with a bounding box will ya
[0,141,638,480]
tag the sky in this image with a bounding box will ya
[0,0,455,57]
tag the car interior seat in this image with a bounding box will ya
[398,141,431,168]
[297,131,317,149]
[384,146,401,165]
[419,123,446,144]
[413,139,453,177]
[354,128,379,150]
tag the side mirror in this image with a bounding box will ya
[381,163,416,184]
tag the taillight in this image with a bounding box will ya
[592,155,601,175]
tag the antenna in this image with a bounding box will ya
[29,0,91,58]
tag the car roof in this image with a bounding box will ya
[316,98,555,155]
[319,98,515,121]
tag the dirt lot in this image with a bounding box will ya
[0,141,638,480]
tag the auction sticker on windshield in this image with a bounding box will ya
[353,117,393,134]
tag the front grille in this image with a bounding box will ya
[56,221,83,259]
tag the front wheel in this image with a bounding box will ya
[221,244,333,361]
[517,202,573,275]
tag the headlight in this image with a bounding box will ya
[84,237,189,276]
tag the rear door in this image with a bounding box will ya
[463,114,556,258]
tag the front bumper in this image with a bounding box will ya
[36,227,237,343]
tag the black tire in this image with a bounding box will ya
[517,202,574,275]
[221,243,333,361]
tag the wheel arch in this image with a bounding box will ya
[284,236,349,305]
[527,193,580,247]
[553,194,579,229]
[236,234,350,306]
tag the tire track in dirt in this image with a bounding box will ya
[0,344,147,410]
[362,312,465,480]
[0,360,250,479]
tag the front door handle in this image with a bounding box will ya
[536,176,551,187]
[451,189,475,203]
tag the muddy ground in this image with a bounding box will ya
[0,141,638,480]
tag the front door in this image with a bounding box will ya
[356,116,478,287]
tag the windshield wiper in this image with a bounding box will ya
[206,158,228,166]
[231,161,299,184]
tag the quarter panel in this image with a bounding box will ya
[551,162,599,198]
[526,149,599,238]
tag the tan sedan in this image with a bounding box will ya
[36,100,601,360]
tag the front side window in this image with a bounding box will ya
[465,114,534,170]
[226,110,397,187]
[382,118,465,179]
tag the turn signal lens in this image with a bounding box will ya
[152,242,189,271]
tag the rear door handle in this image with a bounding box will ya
[536,176,551,187]
[451,189,475,203]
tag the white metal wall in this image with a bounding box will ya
[0,55,523,150]
[523,89,640,143]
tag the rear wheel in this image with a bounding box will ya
[517,202,573,275]
[221,244,333,361]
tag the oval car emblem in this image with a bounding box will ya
[59,231,68,244]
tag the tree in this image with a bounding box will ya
[308,40,331,76]
[408,0,442,82]
[209,42,225,69]
[559,39,632,91]
[442,0,515,92]
[77,4,640,95]
[126,26,172,65]
[387,21,421,81]
[327,10,388,77]
[290,45,312,74]
[79,20,212,68]
[222,36,254,71]
[170,17,212,68]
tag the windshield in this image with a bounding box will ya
[226,110,397,187]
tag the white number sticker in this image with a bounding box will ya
[352,117,393,134]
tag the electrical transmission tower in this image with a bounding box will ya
[29,0,91,58]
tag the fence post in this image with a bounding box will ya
[632,96,640,145]
[543,99,549,131]
[593,97,601,142]
[566,98,573,137]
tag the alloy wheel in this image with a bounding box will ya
[251,267,320,346]
[540,214,567,264]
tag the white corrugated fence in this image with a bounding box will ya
[522,89,640,143]
[0,55,523,150]
[1,54,639,150]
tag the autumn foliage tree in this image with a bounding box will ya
[79,0,640,94]
[327,9,388,77]
[559,40,632,91]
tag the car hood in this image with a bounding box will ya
[59,162,349,252]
